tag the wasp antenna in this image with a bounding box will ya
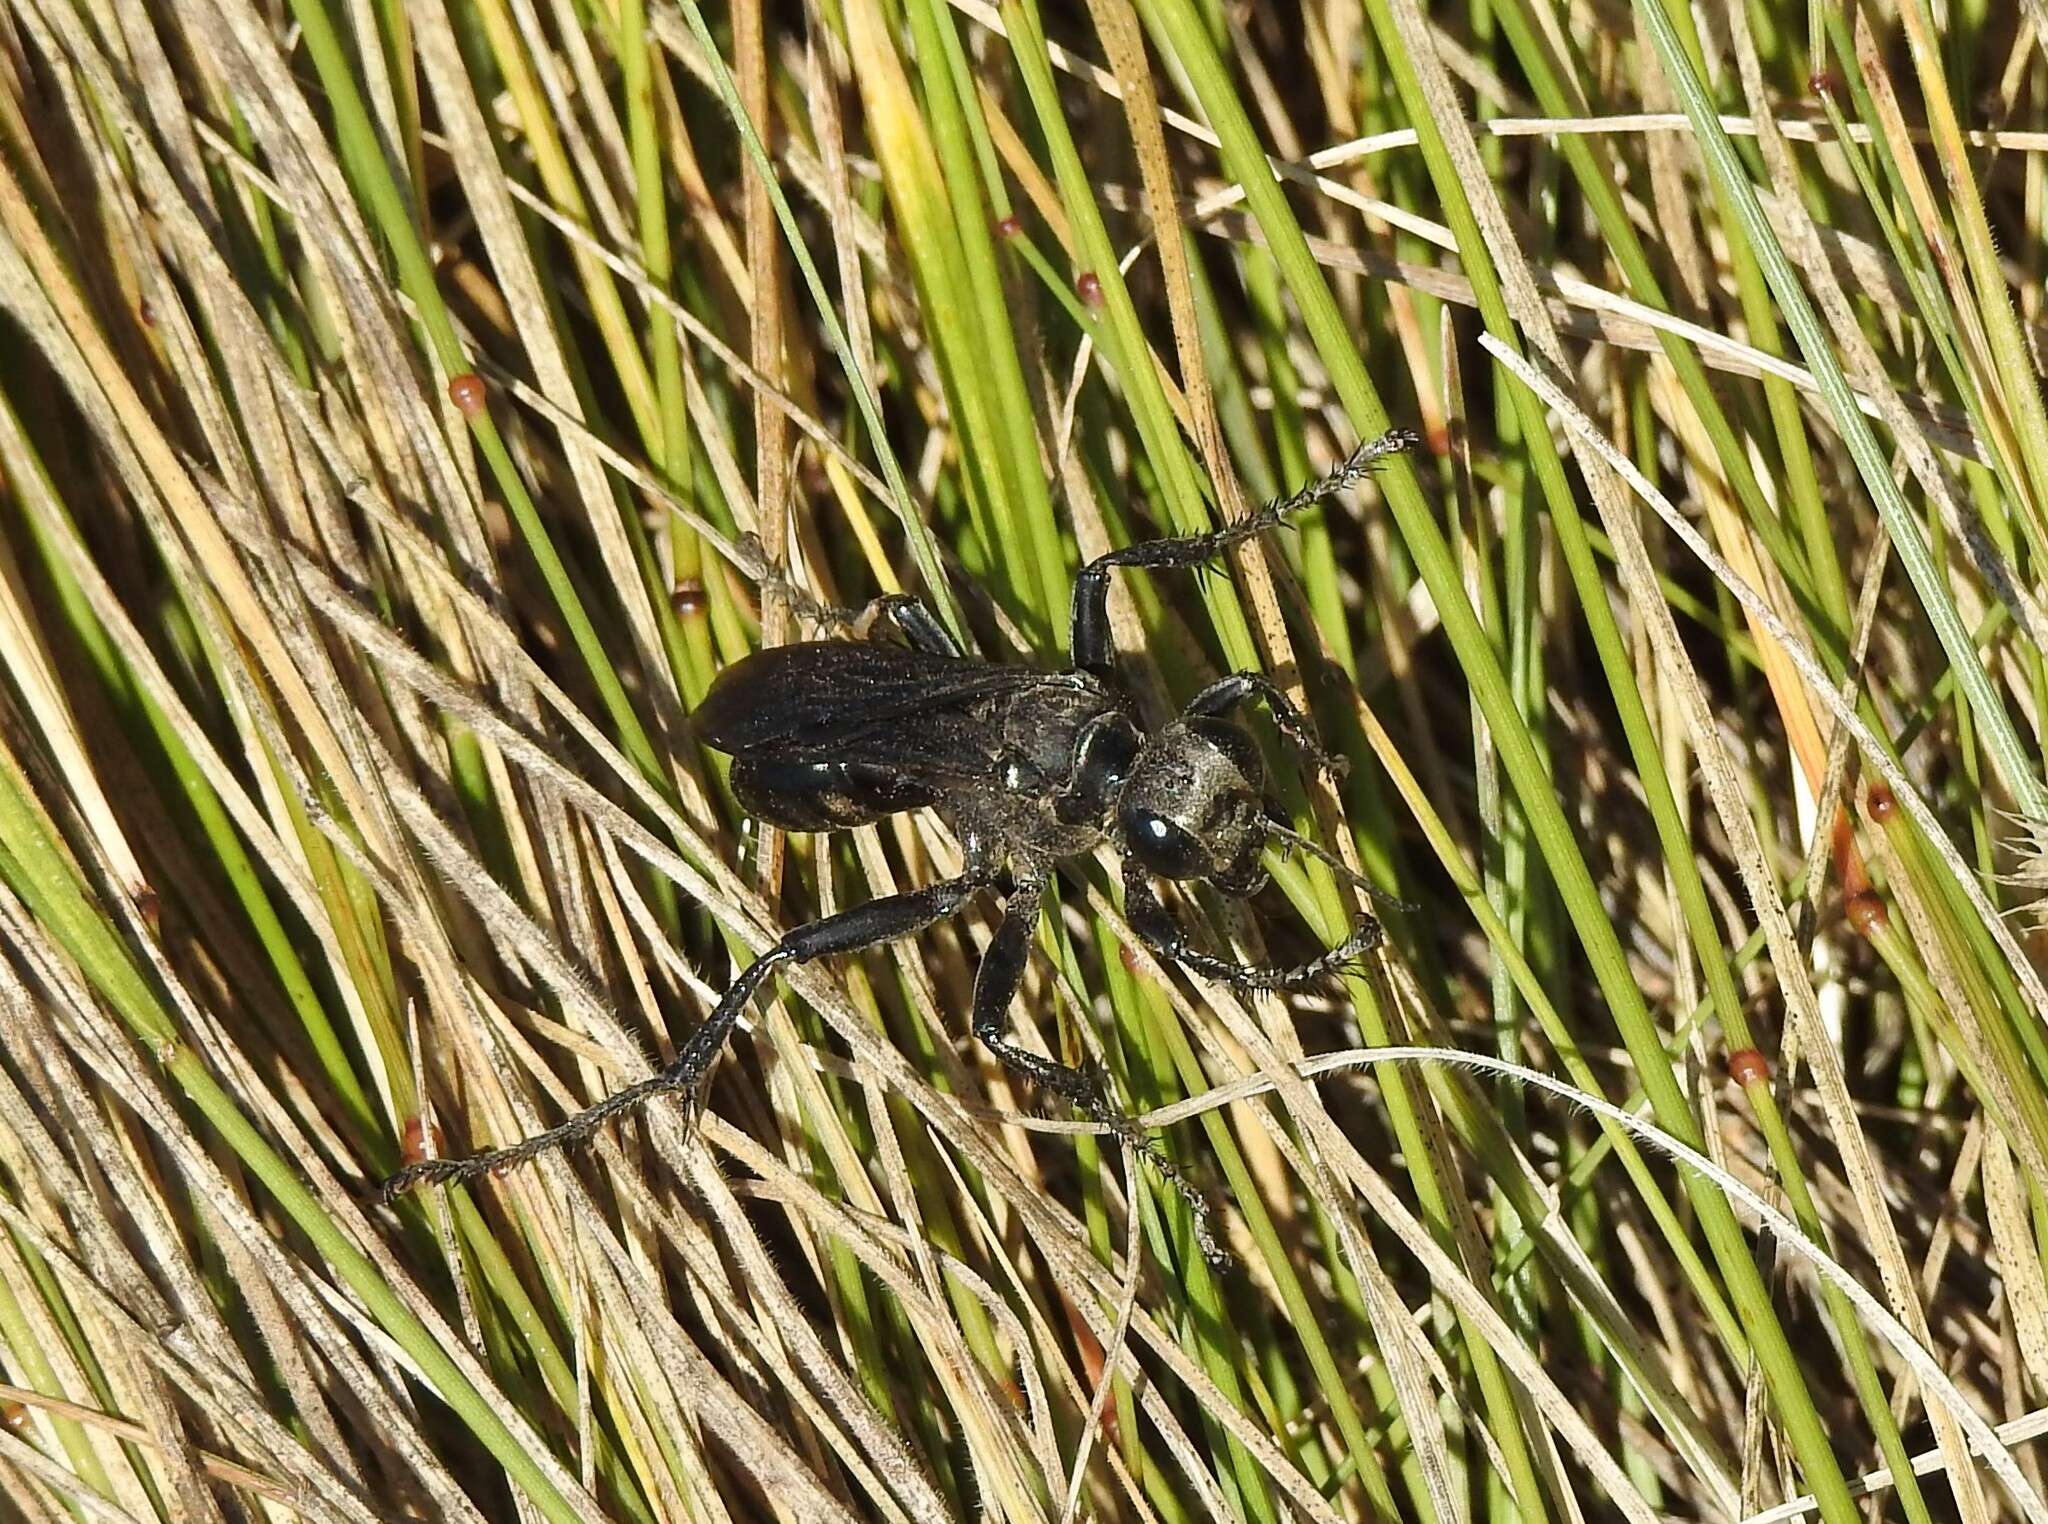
[1263,821,1417,913]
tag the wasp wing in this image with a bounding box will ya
[691,641,1046,779]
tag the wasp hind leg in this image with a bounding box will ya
[381,874,990,1199]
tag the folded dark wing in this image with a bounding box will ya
[691,641,1041,777]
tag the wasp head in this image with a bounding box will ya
[1117,719,1269,897]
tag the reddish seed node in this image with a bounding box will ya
[0,1400,26,1432]
[1866,782,1898,823]
[995,214,1023,239]
[671,579,708,618]
[1119,941,1143,975]
[1845,888,1890,938]
[135,888,161,933]
[401,1115,444,1166]
[447,373,488,416]
[1075,271,1104,308]
[1726,1047,1771,1086]
[1809,69,1840,99]
[137,298,156,327]
[1097,1400,1123,1445]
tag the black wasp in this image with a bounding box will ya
[383,429,1418,1248]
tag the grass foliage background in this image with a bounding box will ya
[0,0,2046,1520]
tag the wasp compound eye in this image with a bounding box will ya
[1122,806,1211,880]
